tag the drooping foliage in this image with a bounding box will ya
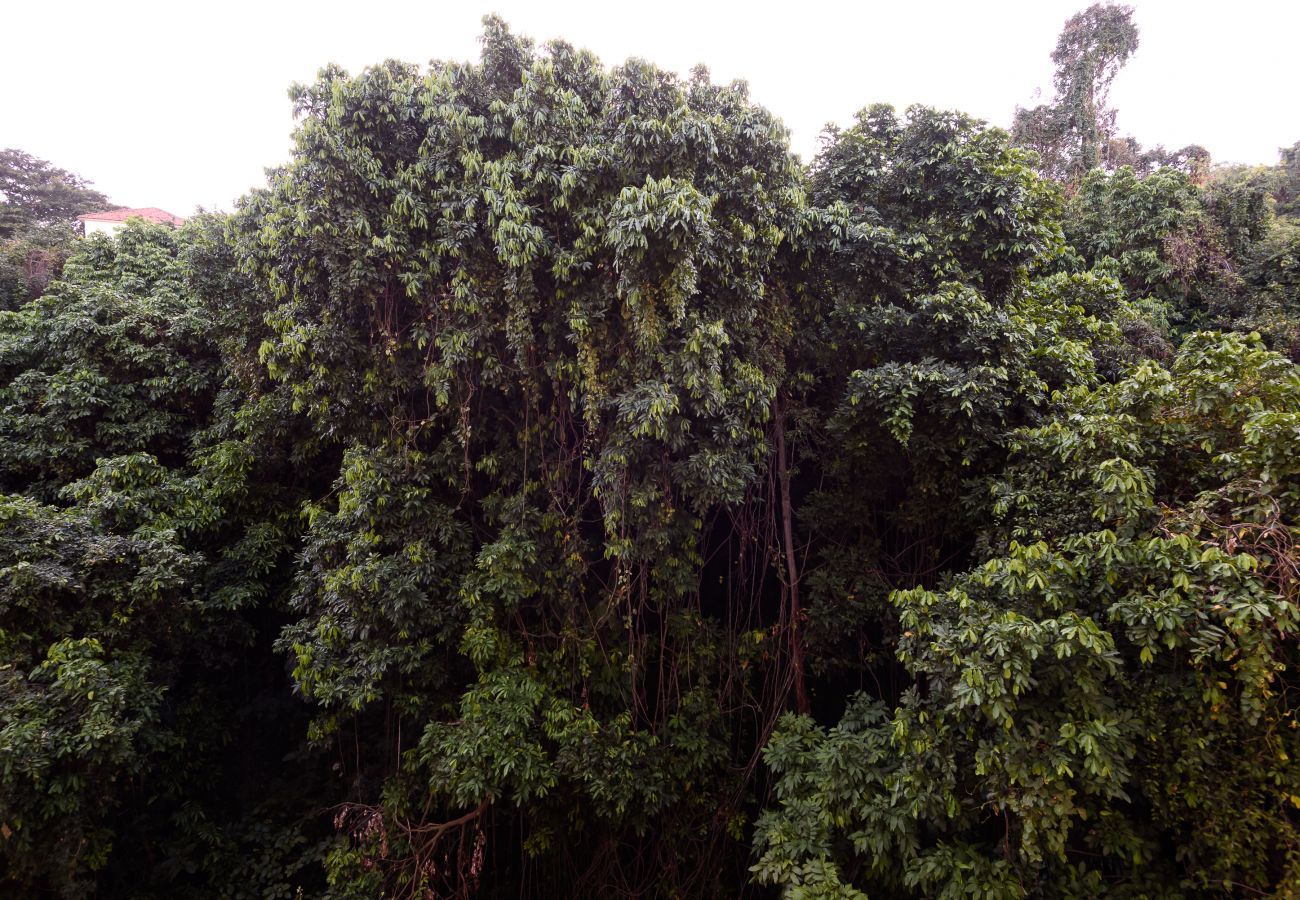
[2,14,1298,900]
[230,18,812,895]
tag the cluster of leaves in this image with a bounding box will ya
[1,14,1298,900]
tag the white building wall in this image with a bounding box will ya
[83,219,126,237]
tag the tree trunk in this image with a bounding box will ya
[774,395,810,715]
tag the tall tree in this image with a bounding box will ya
[234,19,810,895]
[1013,4,1140,181]
[0,149,113,239]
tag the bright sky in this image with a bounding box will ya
[3,0,1295,216]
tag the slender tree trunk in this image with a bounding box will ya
[774,395,810,715]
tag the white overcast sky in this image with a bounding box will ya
[2,0,1295,216]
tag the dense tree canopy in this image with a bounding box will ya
[0,148,112,239]
[755,333,1300,897]
[0,150,116,310]
[1,13,1298,899]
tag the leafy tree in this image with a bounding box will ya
[1013,5,1140,181]
[1058,159,1300,360]
[0,223,221,497]
[790,105,1128,697]
[1062,166,1241,331]
[1132,143,1211,181]
[0,148,113,238]
[1202,166,1275,258]
[234,19,809,895]
[0,151,118,310]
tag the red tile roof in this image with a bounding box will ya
[77,207,185,226]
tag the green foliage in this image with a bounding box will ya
[1231,214,1300,362]
[0,497,184,894]
[1203,166,1275,258]
[0,222,221,498]
[0,148,113,239]
[796,105,1122,692]
[0,222,80,310]
[0,148,113,307]
[234,17,806,894]
[755,333,1300,897]
[811,104,1062,297]
[0,219,332,897]
[1012,4,1140,181]
[1063,166,1241,329]
[1275,141,1300,220]
[2,14,1298,900]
